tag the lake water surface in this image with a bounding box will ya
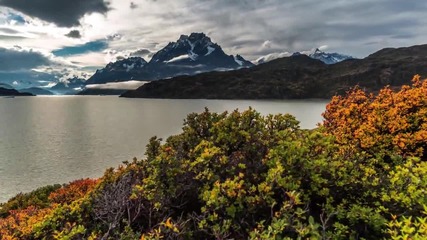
[0,96,328,203]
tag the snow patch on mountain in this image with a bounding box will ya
[123,63,136,72]
[188,51,198,61]
[205,46,215,56]
[186,39,195,51]
[234,55,243,66]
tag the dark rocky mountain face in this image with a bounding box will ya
[84,57,148,85]
[121,44,427,99]
[86,33,254,85]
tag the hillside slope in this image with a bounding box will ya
[121,44,427,99]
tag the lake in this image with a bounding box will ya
[0,96,328,203]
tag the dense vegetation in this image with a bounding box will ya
[1,76,427,239]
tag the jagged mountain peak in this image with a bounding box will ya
[234,54,253,66]
[178,32,211,42]
[105,57,147,70]
[150,32,221,64]
[309,49,354,64]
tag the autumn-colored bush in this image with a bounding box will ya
[0,179,99,239]
[323,75,427,160]
[48,178,99,204]
[0,184,61,218]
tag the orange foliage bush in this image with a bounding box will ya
[323,75,427,159]
[0,179,98,239]
[0,206,52,239]
[48,178,99,204]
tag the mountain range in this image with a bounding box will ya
[18,87,54,95]
[0,32,355,95]
[0,32,423,98]
[255,49,354,65]
[120,44,427,99]
[85,33,254,85]
[0,87,33,96]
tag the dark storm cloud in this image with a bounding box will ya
[65,30,82,39]
[0,0,110,27]
[0,48,52,71]
[130,48,153,57]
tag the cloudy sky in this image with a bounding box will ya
[0,0,426,87]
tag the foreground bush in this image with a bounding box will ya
[0,77,426,239]
[323,75,427,160]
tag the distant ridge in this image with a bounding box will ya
[121,44,427,99]
[19,87,54,95]
[0,87,34,96]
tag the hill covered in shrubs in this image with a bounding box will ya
[1,76,427,239]
[121,44,427,99]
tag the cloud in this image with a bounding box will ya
[0,46,93,88]
[130,2,138,9]
[65,30,82,39]
[261,40,272,49]
[0,35,26,40]
[0,0,110,27]
[52,40,108,56]
[102,0,425,60]
[130,48,154,58]
[318,45,328,51]
[0,27,18,34]
[86,80,147,90]
[255,52,292,64]
[0,47,52,71]
[0,70,59,88]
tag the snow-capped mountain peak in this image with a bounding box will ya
[309,49,353,64]
[148,32,252,68]
[150,32,221,64]
[256,49,354,65]
[86,32,254,85]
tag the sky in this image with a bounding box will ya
[0,0,426,87]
